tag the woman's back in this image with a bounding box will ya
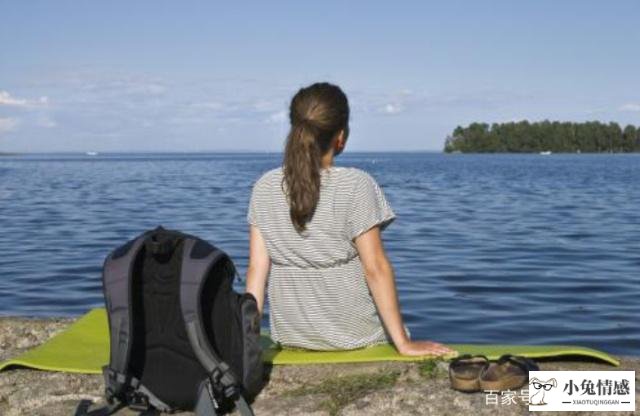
[247,165,396,349]
[245,82,453,357]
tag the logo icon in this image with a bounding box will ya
[528,371,635,412]
[529,377,557,406]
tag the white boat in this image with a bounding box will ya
[86,151,98,156]
[539,151,552,155]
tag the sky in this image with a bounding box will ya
[0,0,639,152]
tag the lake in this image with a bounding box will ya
[0,152,638,355]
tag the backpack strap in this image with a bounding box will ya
[179,238,255,416]
[77,231,179,416]
[102,234,148,399]
[75,373,172,415]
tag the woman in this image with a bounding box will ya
[245,82,453,356]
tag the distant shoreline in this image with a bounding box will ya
[445,121,640,153]
[444,150,640,155]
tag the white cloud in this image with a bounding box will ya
[619,103,640,112]
[0,90,48,108]
[382,103,403,114]
[351,87,532,118]
[0,117,19,133]
[78,76,166,97]
[253,99,278,112]
[351,88,415,115]
[265,110,287,124]
[0,91,27,106]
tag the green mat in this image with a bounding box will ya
[0,308,619,373]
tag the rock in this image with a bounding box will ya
[1,316,638,415]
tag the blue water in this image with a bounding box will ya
[0,152,638,355]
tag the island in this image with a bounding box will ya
[444,121,640,153]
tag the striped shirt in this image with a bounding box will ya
[247,165,400,350]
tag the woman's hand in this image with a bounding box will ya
[396,339,456,357]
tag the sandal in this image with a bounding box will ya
[448,354,490,392]
[479,354,539,392]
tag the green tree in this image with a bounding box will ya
[623,125,637,152]
[443,121,639,153]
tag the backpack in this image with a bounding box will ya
[76,226,264,416]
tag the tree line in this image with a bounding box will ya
[444,121,640,153]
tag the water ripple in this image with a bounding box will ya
[0,153,638,355]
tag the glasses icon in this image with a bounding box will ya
[532,382,554,391]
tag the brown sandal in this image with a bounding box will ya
[448,354,490,392]
[479,354,539,392]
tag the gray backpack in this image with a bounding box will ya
[76,227,264,415]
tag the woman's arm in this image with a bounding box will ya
[354,226,455,356]
[245,224,271,316]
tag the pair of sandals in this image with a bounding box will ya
[449,354,539,393]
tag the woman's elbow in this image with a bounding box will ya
[362,257,392,283]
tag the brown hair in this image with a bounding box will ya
[282,82,350,233]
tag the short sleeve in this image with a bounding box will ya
[347,172,396,240]
[246,177,262,227]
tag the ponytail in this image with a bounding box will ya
[281,82,350,234]
[283,122,322,233]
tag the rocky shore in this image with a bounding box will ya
[1,316,637,415]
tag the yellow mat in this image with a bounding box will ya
[0,309,619,374]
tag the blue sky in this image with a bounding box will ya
[1,1,639,152]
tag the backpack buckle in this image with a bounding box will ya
[127,391,150,412]
[203,377,221,410]
[211,367,224,384]
[223,385,238,399]
[210,366,238,397]
[103,366,127,400]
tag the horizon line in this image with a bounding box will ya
[1,149,445,155]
